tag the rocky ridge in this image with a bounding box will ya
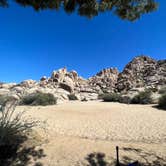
[0,55,165,103]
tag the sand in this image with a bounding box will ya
[17,101,166,165]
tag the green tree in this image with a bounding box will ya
[0,0,158,20]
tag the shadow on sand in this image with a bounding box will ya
[85,147,166,166]
[152,105,166,111]
[0,135,46,166]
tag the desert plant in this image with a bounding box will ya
[0,95,16,105]
[0,100,37,162]
[159,87,166,94]
[68,94,78,100]
[102,93,121,102]
[81,98,88,102]
[131,90,153,104]
[158,93,166,110]
[119,96,131,104]
[147,87,158,93]
[20,92,57,106]
[98,93,105,100]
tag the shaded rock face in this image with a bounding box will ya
[0,56,165,102]
[88,68,119,93]
[116,56,166,92]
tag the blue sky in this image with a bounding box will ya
[0,1,165,83]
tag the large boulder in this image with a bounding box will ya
[20,80,37,88]
[59,83,73,93]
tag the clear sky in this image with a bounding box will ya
[0,1,165,83]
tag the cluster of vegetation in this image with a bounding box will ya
[100,90,153,104]
[68,94,78,100]
[100,89,166,110]
[158,87,166,110]
[20,92,57,106]
[99,93,131,104]
[100,93,121,102]
[0,100,37,164]
[159,87,166,94]
[0,95,16,105]
[130,90,153,104]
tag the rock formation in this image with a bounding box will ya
[88,68,119,93]
[0,55,165,103]
[116,56,166,92]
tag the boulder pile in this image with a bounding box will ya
[0,56,165,103]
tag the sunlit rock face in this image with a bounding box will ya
[88,68,119,93]
[0,56,165,102]
[116,56,166,92]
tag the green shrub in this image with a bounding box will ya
[98,93,105,100]
[0,95,16,105]
[0,101,37,162]
[119,96,131,104]
[158,93,166,110]
[102,93,121,102]
[159,87,166,94]
[131,90,152,104]
[68,94,78,100]
[20,92,57,106]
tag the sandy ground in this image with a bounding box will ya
[17,101,166,166]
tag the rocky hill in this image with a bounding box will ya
[0,55,165,103]
[117,56,166,92]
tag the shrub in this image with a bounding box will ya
[0,100,37,162]
[81,98,88,102]
[0,95,16,105]
[119,96,131,104]
[68,94,78,100]
[147,87,158,93]
[158,93,166,110]
[102,93,121,102]
[98,93,105,100]
[159,87,166,94]
[20,92,57,106]
[131,90,152,104]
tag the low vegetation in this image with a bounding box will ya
[68,94,78,100]
[0,95,16,105]
[0,100,37,164]
[158,93,166,110]
[159,87,166,94]
[20,92,57,106]
[131,90,153,104]
[101,93,121,102]
[119,96,131,104]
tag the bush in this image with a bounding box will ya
[68,94,78,100]
[20,92,57,106]
[119,96,131,104]
[131,90,153,104]
[159,87,166,94]
[0,95,16,105]
[98,93,105,100]
[102,93,121,102]
[158,93,166,110]
[147,87,158,93]
[81,98,88,102]
[0,101,37,162]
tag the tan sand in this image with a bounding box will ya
[17,101,166,165]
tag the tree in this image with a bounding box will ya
[0,0,158,20]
